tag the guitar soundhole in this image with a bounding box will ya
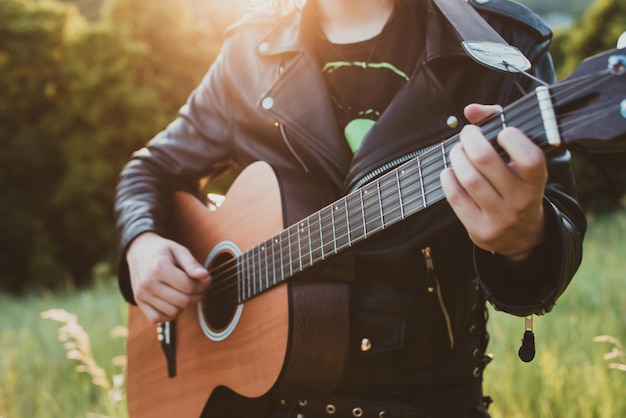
[201,251,238,332]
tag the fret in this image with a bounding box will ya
[500,111,508,129]
[332,198,350,252]
[245,249,251,299]
[440,142,448,169]
[287,225,297,277]
[359,189,368,239]
[304,218,313,269]
[251,245,259,294]
[279,229,289,281]
[397,163,423,217]
[346,190,365,243]
[344,198,352,246]
[259,241,268,291]
[378,172,402,227]
[273,235,283,283]
[362,183,383,234]
[237,256,242,303]
[265,237,275,287]
[417,156,426,208]
[395,169,405,219]
[297,220,312,271]
[319,205,335,259]
[421,149,445,206]
[376,181,385,229]
[309,212,324,264]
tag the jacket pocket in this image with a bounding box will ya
[422,246,455,350]
[350,304,406,356]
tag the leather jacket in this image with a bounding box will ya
[115,0,586,403]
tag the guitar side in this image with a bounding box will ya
[126,162,351,418]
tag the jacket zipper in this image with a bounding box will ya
[421,247,455,350]
[350,142,442,192]
[278,122,311,173]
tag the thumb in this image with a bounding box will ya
[464,103,502,124]
[170,244,209,280]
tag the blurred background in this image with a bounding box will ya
[0,0,625,417]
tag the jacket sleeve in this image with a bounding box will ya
[114,45,237,304]
[472,5,587,317]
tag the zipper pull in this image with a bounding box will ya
[518,315,536,362]
[421,247,436,294]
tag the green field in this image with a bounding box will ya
[1,210,625,418]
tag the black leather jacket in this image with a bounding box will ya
[115,0,586,402]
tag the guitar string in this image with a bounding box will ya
[200,71,617,309]
[200,96,552,308]
[197,93,535,300]
[201,95,602,310]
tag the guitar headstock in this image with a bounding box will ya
[550,47,626,153]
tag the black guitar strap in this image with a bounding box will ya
[432,0,531,73]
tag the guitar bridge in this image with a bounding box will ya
[157,321,177,378]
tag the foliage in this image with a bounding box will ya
[0,0,220,292]
[0,0,76,293]
[518,0,592,20]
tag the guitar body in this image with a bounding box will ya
[127,162,352,417]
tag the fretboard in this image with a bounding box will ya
[237,90,552,303]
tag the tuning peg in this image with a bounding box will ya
[618,31,626,49]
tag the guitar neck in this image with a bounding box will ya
[236,89,555,303]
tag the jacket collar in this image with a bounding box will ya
[256,0,466,64]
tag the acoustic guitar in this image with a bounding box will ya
[126,47,626,417]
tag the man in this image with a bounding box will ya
[115,0,586,416]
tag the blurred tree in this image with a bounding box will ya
[0,0,74,293]
[43,0,220,289]
[0,0,221,293]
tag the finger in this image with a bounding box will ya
[497,127,547,184]
[464,103,502,124]
[450,130,504,209]
[139,293,183,323]
[170,244,210,280]
[440,166,481,219]
[457,125,519,198]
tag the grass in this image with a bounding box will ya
[484,209,626,417]
[1,210,625,418]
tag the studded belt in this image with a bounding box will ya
[280,382,487,418]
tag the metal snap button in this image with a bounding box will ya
[261,97,275,110]
[360,338,372,352]
[352,407,364,417]
[298,400,308,407]
[446,115,459,128]
[325,404,336,414]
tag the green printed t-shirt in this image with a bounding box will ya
[312,0,425,153]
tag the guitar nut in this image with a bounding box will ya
[352,407,364,417]
[325,404,336,414]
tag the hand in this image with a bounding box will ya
[126,232,211,323]
[440,103,547,261]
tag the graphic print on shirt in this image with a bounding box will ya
[321,60,411,153]
[312,0,424,154]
